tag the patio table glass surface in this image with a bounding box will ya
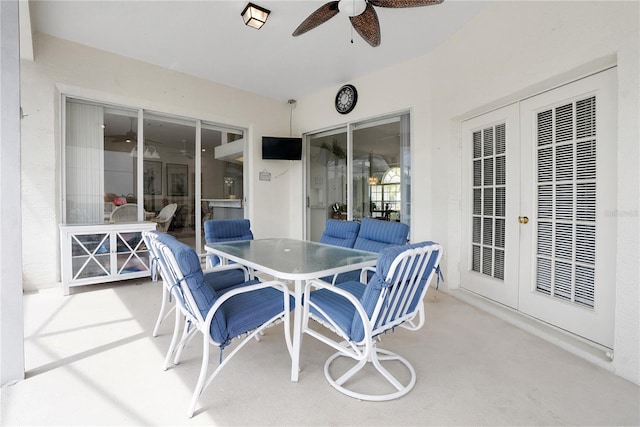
[205,238,378,279]
[205,238,378,381]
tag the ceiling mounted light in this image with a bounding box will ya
[130,145,161,159]
[241,3,270,29]
[144,146,161,159]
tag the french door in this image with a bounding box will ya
[461,104,520,309]
[461,68,617,348]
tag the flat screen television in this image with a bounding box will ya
[262,136,302,160]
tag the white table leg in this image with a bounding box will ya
[291,278,303,382]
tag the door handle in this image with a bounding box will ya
[518,216,529,224]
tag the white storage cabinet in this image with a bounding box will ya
[60,222,157,295]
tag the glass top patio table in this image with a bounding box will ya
[205,238,378,382]
[205,238,378,281]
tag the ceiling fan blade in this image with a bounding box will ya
[106,134,135,143]
[350,3,381,47]
[105,117,137,143]
[369,0,443,7]
[292,1,340,36]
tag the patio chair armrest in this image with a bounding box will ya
[201,251,236,269]
[328,265,376,285]
[202,262,250,281]
[360,266,375,283]
[304,279,373,343]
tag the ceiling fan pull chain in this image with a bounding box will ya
[350,0,355,43]
[350,20,354,43]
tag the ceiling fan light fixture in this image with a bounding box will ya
[144,146,161,159]
[338,0,366,17]
[293,0,443,47]
[131,145,161,159]
[241,3,270,29]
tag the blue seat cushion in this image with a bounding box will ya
[326,269,374,286]
[223,287,295,340]
[319,219,360,248]
[309,281,366,338]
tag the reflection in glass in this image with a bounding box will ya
[306,113,411,242]
[307,128,348,241]
[352,115,409,223]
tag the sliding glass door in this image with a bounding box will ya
[305,112,411,241]
[307,127,348,241]
[201,123,245,250]
[63,96,246,250]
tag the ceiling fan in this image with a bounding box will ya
[292,0,444,47]
[105,117,137,143]
[170,140,195,159]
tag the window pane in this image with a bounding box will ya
[353,116,408,223]
[307,129,348,241]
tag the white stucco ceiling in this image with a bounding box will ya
[26,0,488,101]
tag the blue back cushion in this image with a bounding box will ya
[203,269,248,293]
[147,230,177,280]
[162,237,228,344]
[350,241,440,342]
[319,219,360,248]
[204,219,254,267]
[204,219,254,243]
[328,218,409,284]
[150,230,176,245]
[353,218,409,252]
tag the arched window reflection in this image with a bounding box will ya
[370,166,401,221]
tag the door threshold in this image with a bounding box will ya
[448,288,614,371]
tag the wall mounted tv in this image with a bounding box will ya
[262,136,302,160]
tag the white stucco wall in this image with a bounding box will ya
[294,2,639,384]
[20,33,295,291]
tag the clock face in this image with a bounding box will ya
[335,84,358,114]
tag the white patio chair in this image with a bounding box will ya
[302,241,442,401]
[142,230,252,369]
[156,234,294,417]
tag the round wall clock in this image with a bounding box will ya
[335,84,358,114]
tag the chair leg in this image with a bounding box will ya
[324,345,416,402]
[162,305,183,371]
[186,312,289,417]
[173,319,198,365]
[188,333,210,418]
[152,285,170,337]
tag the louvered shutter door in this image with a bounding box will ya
[535,96,597,308]
[471,124,506,280]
